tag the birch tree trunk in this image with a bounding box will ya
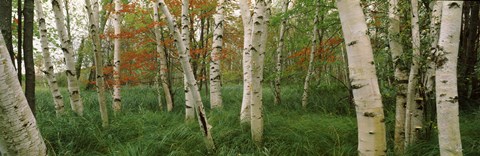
[250,0,268,147]
[153,1,173,112]
[388,0,408,154]
[405,0,424,147]
[239,0,253,124]
[0,32,47,156]
[157,0,215,151]
[35,0,65,116]
[182,0,194,118]
[273,0,289,105]
[209,0,224,109]
[85,0,108,127]
[301,0,319,108]
[112,0,122,113]
[51,0,84,116]
[436,1,463,155]
[337,0,387,155]
[425,1,442,94]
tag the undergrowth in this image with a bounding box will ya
[35,84,480,155]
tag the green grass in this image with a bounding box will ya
[34,84,480,155]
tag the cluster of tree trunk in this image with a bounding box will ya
[0,0,473,154]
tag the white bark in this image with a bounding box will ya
[157,0,215,151]
[51,0,83,116]
[0,32,47,156]
[301,0,319,108]
[35,0,65,116]
[337,0,386,155]
[436,1,463,155]
[239,0,253,124]
[405,0,424,146]
[85,0,108,127]
[273,0,289,105]
[153,1,174,112]
[112,0,122,113]
[250,0,268,147]
[209,0,224,109]
[388,0,408,154]
[425,1,443,94]
[182,0,194,118]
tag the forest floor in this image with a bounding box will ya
[35,85,480,155]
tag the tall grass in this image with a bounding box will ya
[35,84,480,155]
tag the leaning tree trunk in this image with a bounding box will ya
[405,0,424,147]
[24,0,35,115]
[337,0,387,155]
[112,0,122,113]
[436,1,463,155]
[35,0,65,116]
[239,0,253,125]
[157,0,215,151]
[0,32,47,156]
[301,0,319,108]
[273,0,289,105]
[250,0,268,147]
[209,0,224,109]
[388,0,408,154]
[51,0,84,116]
[153,1,173,112]
[182,0,193,117]
[85,0,108,127]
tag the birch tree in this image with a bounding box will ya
[436,1,463,155]
[405,0,424,147]
[337,0,386,154]
[250,0,269,146]
[112,0,122,113]
[209,0,224,109]
[273,0,289,105]
[425,1,443,95]
[0,32,47,156]
[85,0,108,127]
[35,0,65,116]
[157,0,215,151]
[239,0,253,124]
[388,0,408,153]
[51,0,84,116]
[182,0,194,118]
[301,0,319,108]
[153,1,173,112]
